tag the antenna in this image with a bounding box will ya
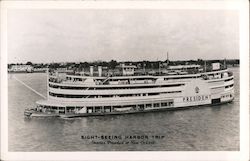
[224,58,227,69]
[204,60,206,72]
[47,67,49,99]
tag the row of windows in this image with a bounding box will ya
[49,91,182,98]
[86,101,174,112]
[49,78,62,83]
[164,76,201,80]
[66,77,84,81]
[36,101,175,114]
[224,78,234,82]
[221,94,233,99]
[50,76,196,84]
[48,83,185,90]
[225,84,234,89]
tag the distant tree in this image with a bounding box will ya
[109,60,118,69]
[82,62,89,68]
[197,59,203,65]
[142,61,151,69]
[49,63,60,69]
[101,61,109,67]
[26,61,33,65]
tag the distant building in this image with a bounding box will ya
[33,67,47,73]
[9,65,33,73]
[168,64,201,70]
[118,64,137,76]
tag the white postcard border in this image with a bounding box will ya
[1,1,249,161]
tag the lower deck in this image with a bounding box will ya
[60,99,234,118]
[25,92,234,118]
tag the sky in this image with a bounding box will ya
[7,9,239,63]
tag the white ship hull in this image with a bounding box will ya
[24,66,235,118]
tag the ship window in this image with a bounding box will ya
[162,91,182,94]
[224,78,233,82]
[153,103,160,107]
[52,106,57,110]
[138,104,144,108]
[161,102,168,107]
[104,106,111,112]
[146,104,152,108]
[131,105,137,109]
[94,106,102,113]
[148,93,159,96]
[225,84,234,89]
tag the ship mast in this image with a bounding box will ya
[204,60,206,72]
[47,67,49,99]
[143,62,146,74]
[224,58,227,69]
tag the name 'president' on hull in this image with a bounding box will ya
[24,61,234,118]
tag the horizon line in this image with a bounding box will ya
[8,58,240,64]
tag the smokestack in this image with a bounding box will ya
[98,66,102,77]
[90,66,93,76]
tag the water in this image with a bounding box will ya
[8,68,239,151]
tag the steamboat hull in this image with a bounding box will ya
[25,98,234,118]
[24,64,235,119]
[59,100,234,118]
[24,109,60,117]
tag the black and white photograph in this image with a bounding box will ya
[1,1,249,161]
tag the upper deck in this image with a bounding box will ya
[48,63,233,87]
[45,63,234,104]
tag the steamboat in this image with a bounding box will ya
[24,61,234,118]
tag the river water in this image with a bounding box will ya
[8,68,239,151]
